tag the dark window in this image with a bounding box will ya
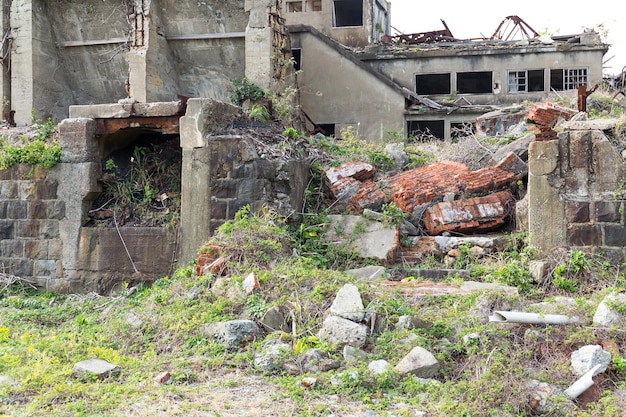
[316,124,335,136]
[416,73,451,95]
[407,120,444,140]
[291,49,302,71]
[451,122,475,138]
[528,69,544,92]
[508,69,544,93]
[287,1,303,12]
[333,0,363,27]
[306,0,322,11]
[457,71,492,94]
[550,68,588,91]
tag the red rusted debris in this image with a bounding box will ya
[323,162,376,203]
[387,161,469,213]
[495,151,527,176]
[348,180,386,214]
[196,244,227,276]
[386,159,521,215]
[527,102,578,128]
[529,125,559,141]
[423,190,514,235]
[578,84,598,112]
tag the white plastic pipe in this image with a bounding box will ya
[489,311,580,325]
[565,364,603,399]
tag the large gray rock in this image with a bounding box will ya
[325,215,399,263]
[593,293,626,326]
[526,379,575,415]
[261,306,291,333]
[297,348,340,373]
[317,316,368,348]
[73,358,120,379]
[254,340,291,373]
[344,265,387,280]
[570,345,612,377]
[330,283,365,322]
[368,360,391,375]
[394,346,440,378]
[202,319,261,349]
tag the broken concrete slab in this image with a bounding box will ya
[378,279,518,297]
[73,358,121,379]
[325,215,400,263]
[475,106,529,137]
[423,190,514,235]
[323,162,376,189]
[344,265,387,280]
[561,118,618,131]
[493,133,535,163]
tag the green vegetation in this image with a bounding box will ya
[229,78,266,105]
[3,205,626,416]
[0,115,60,170]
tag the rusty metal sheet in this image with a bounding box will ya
[95,116,180,136]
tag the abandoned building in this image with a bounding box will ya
[0,0,620,292]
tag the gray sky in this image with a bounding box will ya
[389,1,624,76]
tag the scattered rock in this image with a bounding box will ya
[261,306,291,333]
[317,316,368,348]
[126,312,143,328]
[343,345,369,364]
[529,260,550,284]
[202,320,261,350]
[154,371,171,385]
[593,293,626,326]
[570,345,611,377]
[254,340,291,373]
[394,346,440,378]
[242,272,260,294]
[73,358,121,379]
[344,265,387,280]
[527,379,575,415]
[325,215,400,264]
[330,283,365,322]
[297,348,341,373]
[300,377,317,387]
[368,360,391,375]
[396,315,430,331]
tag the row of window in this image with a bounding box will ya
[415,68,589,95]
[286,0,363,27]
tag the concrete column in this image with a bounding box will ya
[528,139,566,251]
[9,0,33,126]
[0,1,10,119]
[127,0,179,103]
[244,0,274,90]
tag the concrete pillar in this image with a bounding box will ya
[127,0,179,103]
[9,0,33,126]
[244,0,274,90]
[528,139,566,251]
[0,1,10,119]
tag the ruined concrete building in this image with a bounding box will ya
[0,1,608,138]
[0,0,616,292]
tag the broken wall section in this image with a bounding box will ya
[528,119,626,263]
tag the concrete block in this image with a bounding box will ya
[528,140,559,176]
[131,101,183,117]
[34,259,57,277]
[594,201,621,223]
[1,240,24,257]
[0,181,18,198]
[6,201,28,219]
[59,118,99,163]
[566,201,589,223]
[567,224,601,246]
[68,104,132,119]
[562,119,618,131]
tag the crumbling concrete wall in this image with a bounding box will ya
[528,119,626,263]
[179,98,309,263]
[1,99,309,293]
[6,0,247,125]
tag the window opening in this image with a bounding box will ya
[457,71,493,94]
[508,69,544,93]
[407,120,444,140]
[333,0,363,27]
[306,0,322,11]
[416,73,451,95]
[291,48,302,71]
[287,0,303,12]
[550,68,588,91]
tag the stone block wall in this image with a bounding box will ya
[528,120,626,263]
[0,166,64,287]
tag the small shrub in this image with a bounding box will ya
[229,78,265,105]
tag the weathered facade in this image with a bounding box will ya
[0,99,309,292]
[528,119,626,262]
